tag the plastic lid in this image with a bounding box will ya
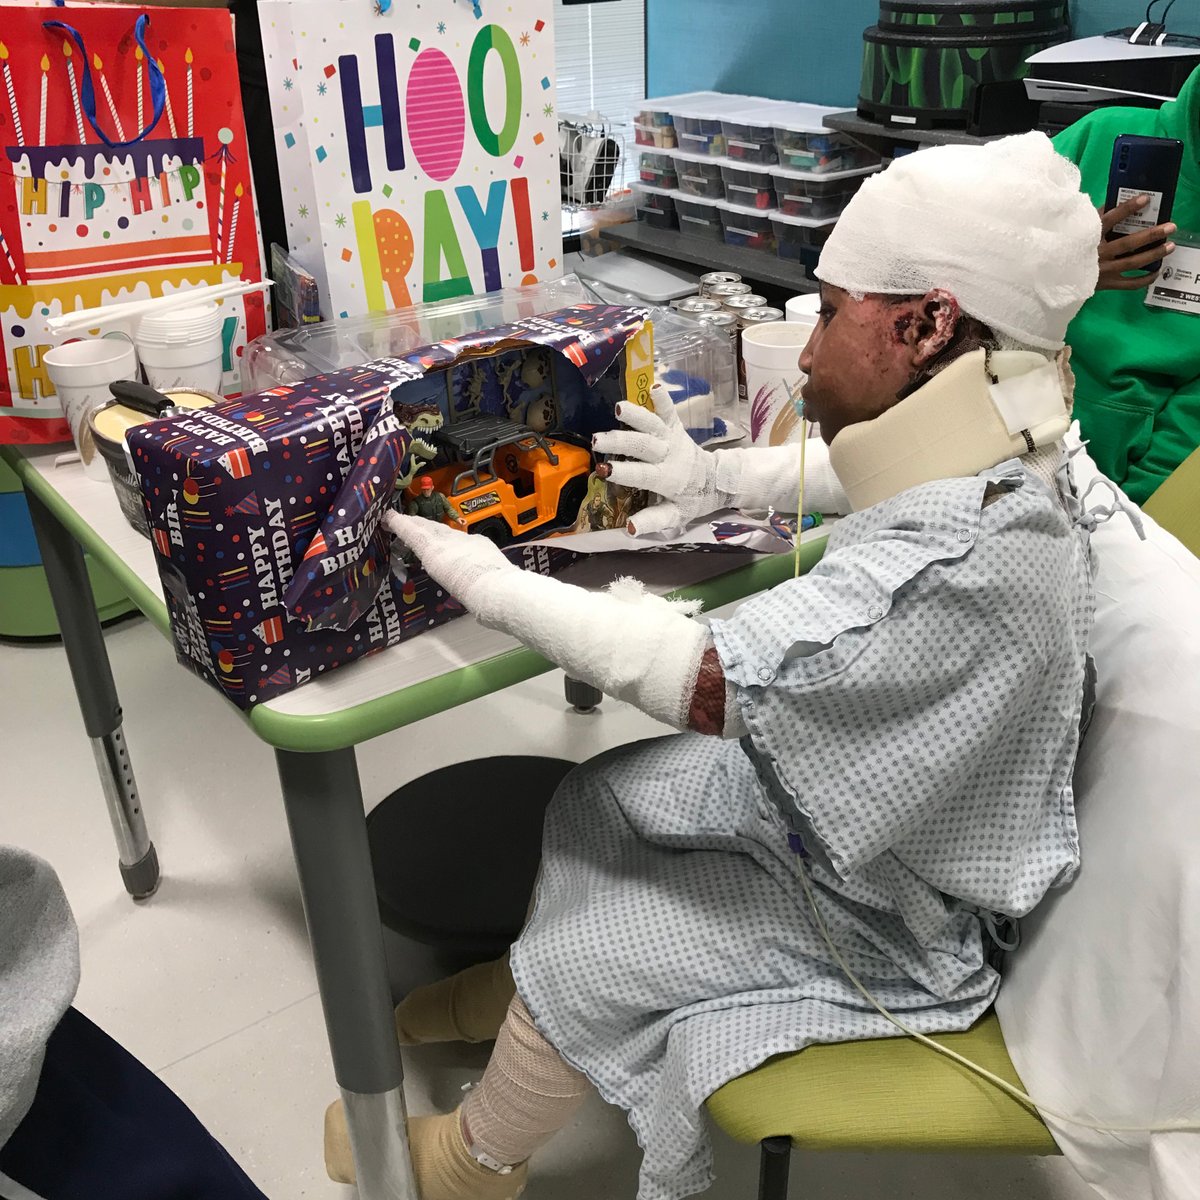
[673,193,721,208]
[768,102,843,133]
[719,160,777,176]
[632,182,677,197]
[768,210,839,228]
[770,163,882,182]
[715,198,780,218]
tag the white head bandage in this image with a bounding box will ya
[815,132,1100,350]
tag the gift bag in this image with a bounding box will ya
[260,0,562,321]
[0,6,267,444]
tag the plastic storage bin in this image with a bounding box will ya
[633,183,678,230]
[634,121,676,148]
[639,151,678,188]
[720,111,779,165]
[770,165,876,219]
[672,152,726,199]
[774,128,880,173]
[719,202,777,252]
[674,194,725,241]
[673,109,727,157]
[721,162,777,210]
[770,211,836,268]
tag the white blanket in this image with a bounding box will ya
[996,434,1200,1200]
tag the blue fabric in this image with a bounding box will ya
[0,1008,266,1200]
[0,494,40,568]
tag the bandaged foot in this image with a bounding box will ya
[324,1102,528,1198]
[394,952,516,1045]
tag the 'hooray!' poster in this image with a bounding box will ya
[261,0,561,321]
[0,6,266,445]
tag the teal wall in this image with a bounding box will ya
[646,0,1145,108]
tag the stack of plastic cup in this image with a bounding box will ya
[43,338,139,481]
[136,302,224,394]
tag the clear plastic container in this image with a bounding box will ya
[673,112,727,157]
[634,121,676,149]
[651,304,737,431]
[635,91,727,130]
[674,194,725,241]
[720,162,777,211]
[719,202,777,252]
[633,183,678,230]
[639,151,678,189]
[769,211,836,267]
[242,276,595,390]
[774,129,880,173]
[720,110,779,165]
[770,164,877,219]
[672,151,726,199]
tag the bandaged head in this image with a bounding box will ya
[815,132,1100,350]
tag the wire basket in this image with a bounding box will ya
[559,112,628,211]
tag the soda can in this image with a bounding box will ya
[671,296,723,317]
[735,308,785,402]
[705,281,752,302]
[699,271,742,297]
[721,293,768,314]
[696,310,738,334]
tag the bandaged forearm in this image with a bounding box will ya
[712,440,851,516]
[467,570,713,730]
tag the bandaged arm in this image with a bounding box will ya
[593,384,850,536]
[383,512,742,735]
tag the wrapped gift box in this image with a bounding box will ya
[129,304,653,708]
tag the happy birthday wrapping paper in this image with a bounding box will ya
[261,0,562,322]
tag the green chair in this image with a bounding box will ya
[1143,445,1200,559]
[706,1010,1057,1200]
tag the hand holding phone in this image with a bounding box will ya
[1101,134,1184,281]
[1097,195,1178,291]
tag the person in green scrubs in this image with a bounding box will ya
[1053,65,1199,504]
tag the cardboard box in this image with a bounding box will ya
[129,304,653,708]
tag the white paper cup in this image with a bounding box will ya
[785,292,822,324]
[44,338,139,480]
[136,302,225,394]
[742,320,817,447]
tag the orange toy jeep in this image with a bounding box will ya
[405,416,592,546]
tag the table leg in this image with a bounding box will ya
[26,489,159,899]
[275,748,417,1200]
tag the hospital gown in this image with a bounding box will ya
[510,456,1095,1200]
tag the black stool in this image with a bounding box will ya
[366,756,576,961]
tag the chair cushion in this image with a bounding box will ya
[706,1011,1057,1155]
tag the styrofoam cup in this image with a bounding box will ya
[785,292,822,323]
[44,338,139,480]
[136,302,224,394]
[742,320,817,447]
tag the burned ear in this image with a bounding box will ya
[913,288,961,366]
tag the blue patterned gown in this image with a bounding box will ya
[511,456,1095,1200]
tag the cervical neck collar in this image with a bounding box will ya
[827,349,1070,512]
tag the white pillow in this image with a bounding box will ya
[997,431,1200,1200]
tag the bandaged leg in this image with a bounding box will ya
[394,951,516,1045]
[460,994,592,1168]
[323,1103,529,1198]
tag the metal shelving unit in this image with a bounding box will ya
[824,110,1000,149]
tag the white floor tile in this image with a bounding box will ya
[3,617,1101,1199]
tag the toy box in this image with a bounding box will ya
[128,304,655,709]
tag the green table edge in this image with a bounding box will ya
[2,445,172,639]
[248,535,828,753]
[2,445,827,754]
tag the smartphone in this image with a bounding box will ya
[1104,134,1184,269]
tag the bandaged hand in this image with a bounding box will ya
[383,509,717,730]
[384,511,514,611]
[592,383,850,534]
[591,383,726,536]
